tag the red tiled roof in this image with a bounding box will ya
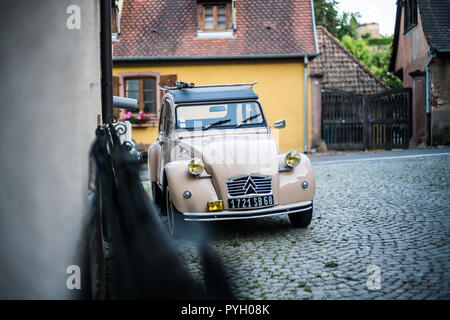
[310,26,389,93]
[113,0,318,60]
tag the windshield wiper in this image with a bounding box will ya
[236,113,261,128]
[203,119,232,130]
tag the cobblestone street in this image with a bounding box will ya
[144,149,450,299]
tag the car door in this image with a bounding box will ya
[158,99,174,186]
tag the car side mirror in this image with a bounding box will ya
[273,119,286,129]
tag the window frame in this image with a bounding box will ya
[403,0,418,34]
[159,99,175,137]
[125,77,157,115]
[117,72,161,125]
[158,100,166,133]
[163,100,174,137]
[202,3,229,32]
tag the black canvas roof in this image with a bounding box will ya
[169,86,259,104]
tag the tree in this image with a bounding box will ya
[336,12,360,40]
[313,0,340,37]
[340,35,403,89]
[313,0,359,40]
[313,0,403,88]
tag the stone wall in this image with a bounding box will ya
[0,0,101,299]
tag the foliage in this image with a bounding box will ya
[313,0,360,40]
[122,111,152,125]
[313,0,403,89]
[340,35,403,89]
[313,0,340,36]
[368,36,394,46]
[336,11,360,40]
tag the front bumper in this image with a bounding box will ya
[183,200,312,222]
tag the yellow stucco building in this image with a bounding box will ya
[112,0,318,154]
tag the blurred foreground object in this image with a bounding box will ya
[88,121,233,299]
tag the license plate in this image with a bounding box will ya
[228,195,274,210]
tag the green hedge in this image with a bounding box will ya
[368,37,393,46]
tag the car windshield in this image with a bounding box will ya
[176,101,265,130]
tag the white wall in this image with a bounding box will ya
[0,0,101,299]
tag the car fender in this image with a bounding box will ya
[165,160,219,213]
[148,142,160,182]
[278,153,315,204]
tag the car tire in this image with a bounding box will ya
[288,207,312,228]
[165,186,186,238]
[151,181,163,207]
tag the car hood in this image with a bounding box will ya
[177,132,280,204]
[177,132,279,175]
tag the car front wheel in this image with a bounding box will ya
[165,186,185,238]
[151,181,163,207]
[288,207,312,228]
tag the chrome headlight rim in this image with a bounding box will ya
[285,150,301,168]
[188,158,205,176]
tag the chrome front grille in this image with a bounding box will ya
[226,175,272,197]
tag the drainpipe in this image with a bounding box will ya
[425,50,436,146]
[304,55,309,153]
[117,0,122,35]
[232,0,237,31]
[100,0,113,124]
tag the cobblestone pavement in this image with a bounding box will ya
[143,151,450,299]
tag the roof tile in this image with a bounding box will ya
[310,26,389,93]
[418,0,450,51]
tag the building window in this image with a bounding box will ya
[200,3,230,31]
[125,78,157,115]
[203,5,226,30]
[404,0,418,32]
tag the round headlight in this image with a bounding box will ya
[285,150,301,168]
[188,158,204,176]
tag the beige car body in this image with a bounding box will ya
[148,88,315,222]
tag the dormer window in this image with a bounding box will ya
[197,0,235,38]
[203,5,227,31]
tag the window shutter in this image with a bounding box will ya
[226,3,232,30]
[159,74,177,100]
[111,6,118,34]
[113,76,121,119]
[197,5,203,30]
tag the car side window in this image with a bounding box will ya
[159,100,166,134]
[164,101,173,137]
